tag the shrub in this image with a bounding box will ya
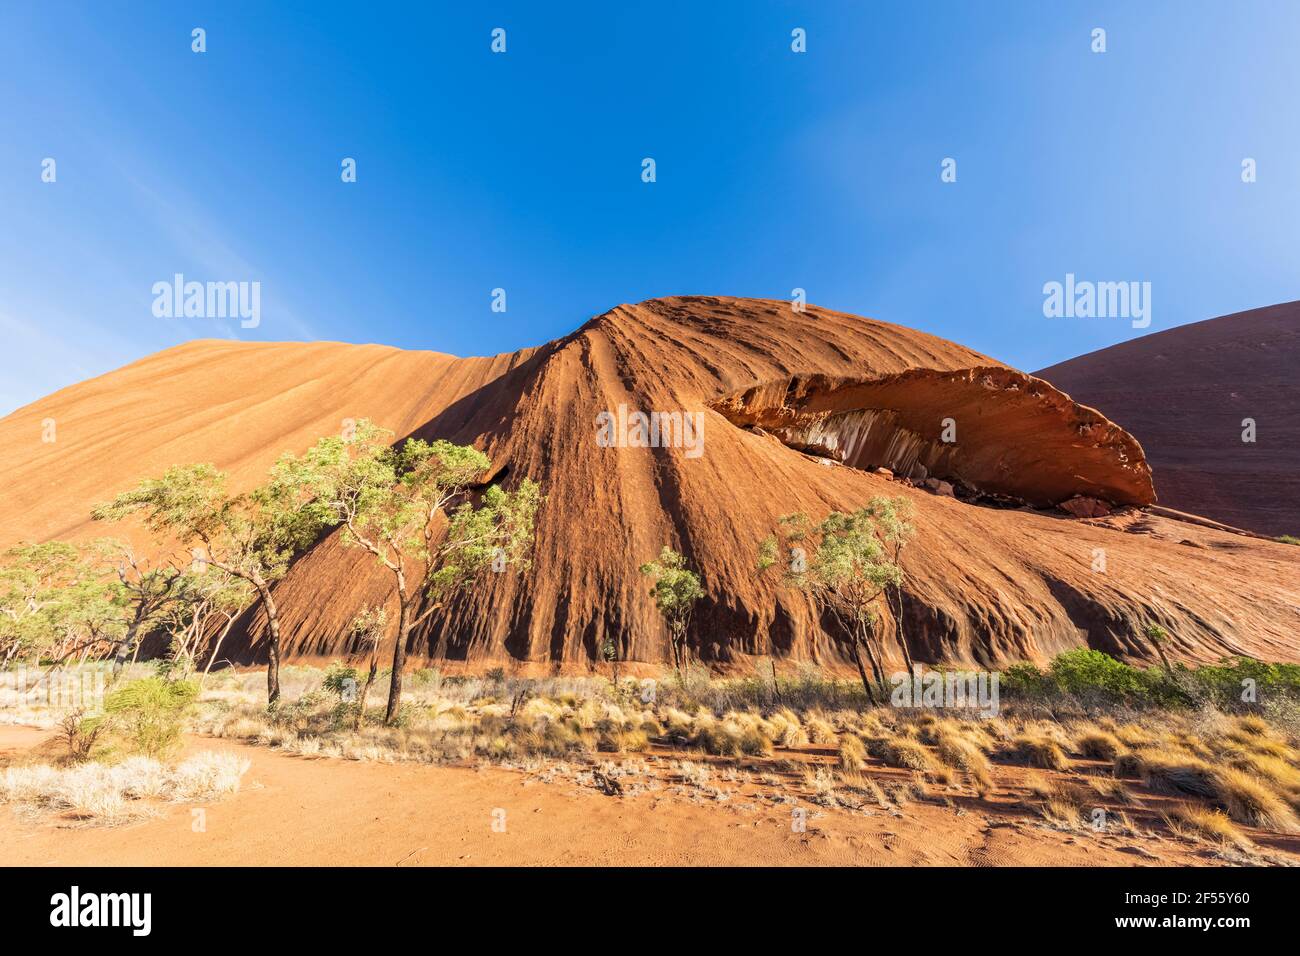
[1050,649,1148,699]
[59,709,108,763]
[322,661,361,699]
[1000,662,1052,698]
[104,677,198,759]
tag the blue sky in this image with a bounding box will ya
[2,1,1298,414]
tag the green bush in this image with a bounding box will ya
[1001,661,1052,698]
[104,676,198,759]
[998,650,1300,711]
[322,661,360,699]
[410,667,441,688]
[1049,649,1150,698]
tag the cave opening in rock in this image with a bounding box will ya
[710,366,1156,510]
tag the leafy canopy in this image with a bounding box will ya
[760,496,914,628]
[639,547,704,619]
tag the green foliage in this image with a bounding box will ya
[295,418,541,606]
[323,661,361,699]
[639,547,704,619]
[1000,661,1054,698]
[1144,623,1168,643]
[92,460,335,589]
[764,497,913,634]
[0,541,132,665]
[785,500,909,592]
[1050,648,1150,697]
[104,676,199,758]
[639,547,704,670]
[999,650,1300,711]
[409,667,440,688]
[1276,535,1299,546]
[0,541,84,661]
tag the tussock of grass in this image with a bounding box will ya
[1165,804,1252,848]
[936,733,994,790]
[1004,734,1069,771]
[837,734,867,772]
[804,712,838,745]
[1214,766,1299,832]
[1136,753,1219,799]
[1086,775,1135,805]
[768,709,810,748]
[1074,730,1123,761]
[0,751,249,826]
[877,736,935,772]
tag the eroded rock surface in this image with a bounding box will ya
[0,296,1295,670]
[710,367,1155,508]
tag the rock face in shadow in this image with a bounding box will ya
[1,295,1296,671]
[1037,301,1300,537]
[710,367,1155,508]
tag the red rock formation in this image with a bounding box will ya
[1037,300,1300,537]
[1,296,1296,670]
[710,367,1155,508]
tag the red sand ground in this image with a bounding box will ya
[3,725,1293,867]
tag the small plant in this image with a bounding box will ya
[103,676,198,759]
[1142,623,1176,680]
[1005,734,1069,771]
[59,709,108,763]
[322,660,361,699]
[639,547,704,676]
[600,637,620,688]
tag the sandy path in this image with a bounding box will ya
[0,726,1246,866]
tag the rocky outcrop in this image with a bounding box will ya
[1037,300,1300,536]
[710,367,1155,508]
[0,295,1296,670]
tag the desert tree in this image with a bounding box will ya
[292,419,540,724]
[759,497,914,705]
[86,538,189,674]
[156,566,253,682]
[347,604,389,729]
[638,547,704,676]
[92,459,337,704]
[0,542,87,668]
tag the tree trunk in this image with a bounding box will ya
[863,633,888,691]
[889,586,915,674]
[385,596,411,726]
[201,614,238,686]
[256,581,282,705]
[356,654,378,731]
[849,639,878,706]
[112,619,141,680]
